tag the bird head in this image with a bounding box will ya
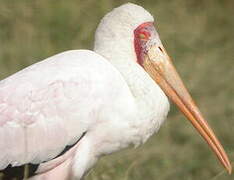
[95,3,232,174]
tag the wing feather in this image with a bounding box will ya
[0,50,123,169]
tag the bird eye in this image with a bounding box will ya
[139,33,147,39]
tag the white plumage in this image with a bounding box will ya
[0,3,231,180]
[0,4,169,178]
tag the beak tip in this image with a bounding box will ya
[224,160,232,174]
[227,165,232,175]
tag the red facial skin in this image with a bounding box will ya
[134,22,153,66]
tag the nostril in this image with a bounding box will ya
[158,46,163,53]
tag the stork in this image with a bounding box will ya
[0,3,231,180]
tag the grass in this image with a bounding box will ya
[0,0,234,179]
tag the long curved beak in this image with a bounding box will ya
[143,45,232,174]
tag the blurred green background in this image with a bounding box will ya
[0,0,234,179]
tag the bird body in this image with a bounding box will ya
[0,48,168,178]
[0,3,231,180]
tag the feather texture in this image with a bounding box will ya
[0,50,133,169]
